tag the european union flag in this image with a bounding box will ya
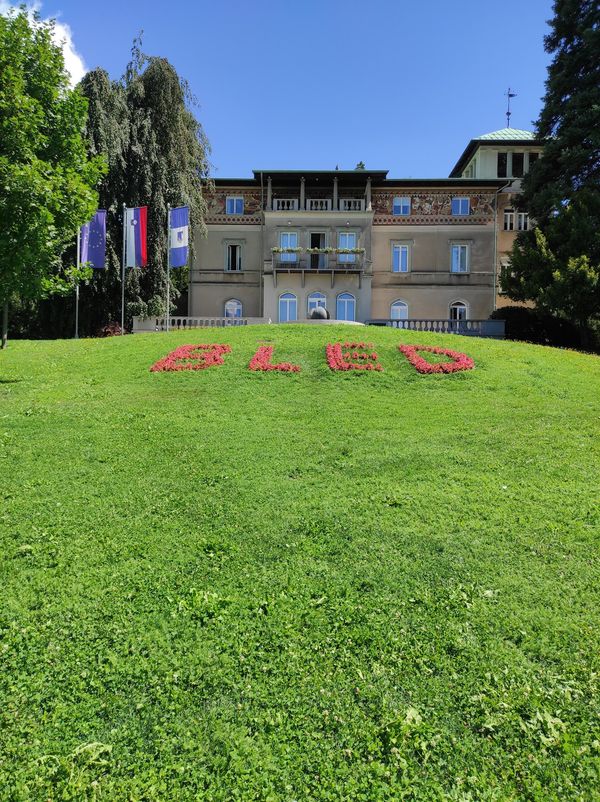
[80,210,106,269]
[169,206,189,268]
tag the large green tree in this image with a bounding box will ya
[15,39,212,337]
[0,9,105,347]
[121,42,210,324]
[502,0,600,338]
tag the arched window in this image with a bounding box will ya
[224,298,242,318]
[336,292,356,321]
[279,292,297,322]
[307,292,327,315]
[449,301,468,321]
[390,300,408,320]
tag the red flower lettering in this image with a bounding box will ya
[248,345,300,372]
[326,342,383,372]
[150,344,231,372]
[398,344,474,374]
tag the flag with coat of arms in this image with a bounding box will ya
[169,206,189,268]
[125,206,148,268]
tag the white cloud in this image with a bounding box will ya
[0,2,86,86]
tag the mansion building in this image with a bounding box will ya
[189,129,543,323]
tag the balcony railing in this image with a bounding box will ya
[132,315,269,332]
[270,198,366,212]
[273,198,299,211]
[273,256,364,271]
[365,319,505,338]
[306,198,332,211]
[338,198,365,211]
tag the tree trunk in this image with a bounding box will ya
[1,301,7,349]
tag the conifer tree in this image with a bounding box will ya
[503,0,600,338]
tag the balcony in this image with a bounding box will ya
[266,254,368,288]
[271,198,366,212]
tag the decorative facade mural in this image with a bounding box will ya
[206,190,263,224]
[372,192,495,225]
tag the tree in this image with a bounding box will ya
[121,41,210,325]
[15,37,212,337]
[0,9,105,347]
[502,0,600,338]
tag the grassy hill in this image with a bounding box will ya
[0,325,599,801]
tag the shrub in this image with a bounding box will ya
[491,306,595,350]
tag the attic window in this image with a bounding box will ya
[497,153,508,178]
[512,153,524,178]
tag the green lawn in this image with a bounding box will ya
[0,326,599,801]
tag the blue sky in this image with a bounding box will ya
[8,0,554,178]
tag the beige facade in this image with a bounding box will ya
[450,128,544,308]
[189,129,543,322]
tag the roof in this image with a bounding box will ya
[252,169,389,185]
[476,128,537,141]
[449,128,544,177]
[207,175,507,189]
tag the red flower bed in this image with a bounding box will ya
[398,344,475,374]
[326,341,383,372]
[249,345,300,372]
[150,344,231,372]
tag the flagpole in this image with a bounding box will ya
[121,203,126,335]
[166,203,171,333]
[75,227,80,339]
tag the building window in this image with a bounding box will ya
[463,160,476,179]
[503,209,515,231]
[392,242,410,272]
[451,197,470,216]
[307,292,326,315]
[499,257,511,294]
[449,301,468,321]
[279,292,297,322]
[226,196,244,215]
[392,196,411,216]
[336,292,356,321]
[450,243,469,273]
[226,242,242,271]
[390,300,408,320]
[528,152,539,170]
[512,153,524,178]
[279,231,298,262]
[224,298,242,318]
[497,152,508,178]
[517,212,529,231]
[338,232,357,263]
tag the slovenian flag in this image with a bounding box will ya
[125,206,148,268]
[80,210,106,269]
[169,206,189,268]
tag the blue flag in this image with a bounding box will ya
[80,210,106,269]
[169,206,189,268]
